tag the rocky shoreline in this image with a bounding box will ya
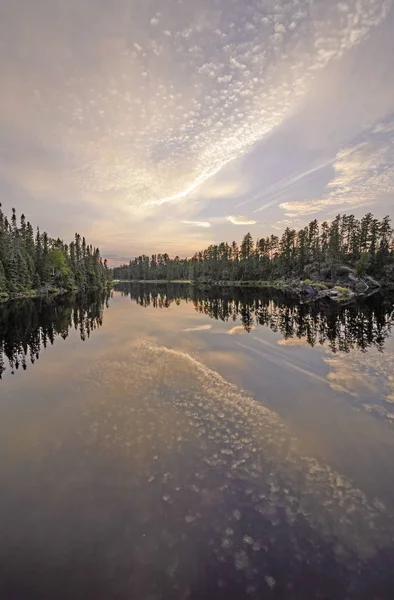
[281,273,383,303]
[112,274,392,303]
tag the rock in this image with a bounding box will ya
[328,288,342,298]
[355,281,368,293]
[300,284,317,298]
[317,289,330,299]
[337,265,355,276]
[339,270,360,289]
[342,273,359,288]
[363,275,381,289]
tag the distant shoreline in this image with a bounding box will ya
[112,278,393,303]
[2,277,391,305]
[113,279,285,286]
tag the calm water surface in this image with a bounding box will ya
[1,283,394,599]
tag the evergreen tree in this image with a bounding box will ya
[240,233,254,261]
[280,228,297,275]
[0,207,110,297]
[296,227,309,274]
[112,212,394,285]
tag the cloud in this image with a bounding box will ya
[322,349,394,423]
[246,158,336,213]
[280,118,394,216]
[324,356,370,397]
[226,215,257,225]
[182,220,211,228]
[272,219,306,231]
[0,0,392,257]
[277,337,310,347]
[228,325,255,335]
[183,324,212,332]
[325,350,394,408]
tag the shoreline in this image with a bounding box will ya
[0,283,112,304]
[113,278,393,302]
[3,277,392,305]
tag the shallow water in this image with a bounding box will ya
[1,284,394,599]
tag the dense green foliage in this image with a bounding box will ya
[113,213,394,283]
[0,204,110,296]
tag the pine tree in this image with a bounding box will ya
[112,211,393,286]
[297,227,309,274]
[280,228,296,275]
[0,207,109,297]
[240,233,254,261]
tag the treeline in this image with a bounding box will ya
[116,282,394,353]
[0,291,109,377]
[0,204,111,296]
[113,212,394,283]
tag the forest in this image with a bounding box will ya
[112,213,394,285]
[0,204,111,298]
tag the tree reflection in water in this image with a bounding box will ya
[0,291,109,378]
[117,282,394,353]
[1,284,393,379]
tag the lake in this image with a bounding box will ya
[1,283,394,599]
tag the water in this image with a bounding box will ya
[1,283,394,599]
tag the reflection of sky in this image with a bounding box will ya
[1,1,394,262]
[2,290,394,507]
[3,290,394,599]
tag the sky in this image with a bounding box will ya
[1,0,394,265]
